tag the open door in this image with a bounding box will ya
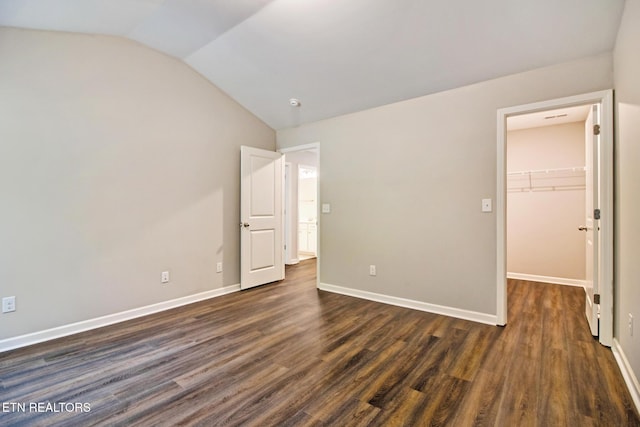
[584,105,601,337]
[240,146,284,290]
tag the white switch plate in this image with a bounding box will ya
[216,262,223,273]
[2,296,16,313]
[369,265,376,276]
[482,198,492,213]
[322,203,331,213]
[161,271,170,283]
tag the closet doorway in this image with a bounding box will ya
[496,90,613,346]
[506,105,590,288]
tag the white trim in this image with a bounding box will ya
[319,283,497,326]
[279,142,320,153]
[507,272,586,288]
[284,162,293,265]
[286,258,300,265]
[612,339,640,415]
[497,90,614,342]
[0,285,241,353]
[598,90,614,347]
[497,109,507,326]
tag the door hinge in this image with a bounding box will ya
[593,124,600,135]
[594,208,601,220]
[594,294,601,304]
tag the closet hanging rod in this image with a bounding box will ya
[506,166,585,176]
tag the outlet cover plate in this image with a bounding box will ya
[2,296,16,313]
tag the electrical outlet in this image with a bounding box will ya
[216,262,223,273]
[161,271,170,283]
[369,265,376,276]
[2,296,16,313]
[629,313,634,336]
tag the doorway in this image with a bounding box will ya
[497,90,613,347]
[297,164,318,261]
[280,143,320,286]
[506,105,590,287]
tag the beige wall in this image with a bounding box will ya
[507,123,586,280]
[0,28,275,339]
[613,0,640,401]
[277,53,612,316]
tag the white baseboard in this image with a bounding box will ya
[612,339,640,415]
[318,283,497,326]
[0,284,241,353]
[507,272,586,288]
[286,259,300,265]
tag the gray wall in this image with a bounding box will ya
[0,28,275,339]
[613,0,640,401]
[277,53,612,317]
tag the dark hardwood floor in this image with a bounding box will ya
[1,260,638,426]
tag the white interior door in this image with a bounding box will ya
[240,146,284,290]
[584,104,600,336]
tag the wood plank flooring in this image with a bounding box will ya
[1,260,638,426]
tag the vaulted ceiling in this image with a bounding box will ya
[0,0,626,129]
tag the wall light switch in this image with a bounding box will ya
[322,203,331,213]
[482,198,492,213]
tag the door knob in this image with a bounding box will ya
[241,222,250,228]
[578,226,588,231]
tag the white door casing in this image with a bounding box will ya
[497,90,613,347]
[584,104,600,336]
[240,146,284,290]
[284,162,296,265]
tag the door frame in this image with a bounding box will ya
[283,162,297,265]
[279,142,321,288]
[496,90,613,346]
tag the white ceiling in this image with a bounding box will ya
[0,0,626,129]
[507,105,592,131]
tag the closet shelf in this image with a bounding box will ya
[507,166,586,192]
[507,166,586,176]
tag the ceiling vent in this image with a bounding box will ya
[544,113,568,120]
